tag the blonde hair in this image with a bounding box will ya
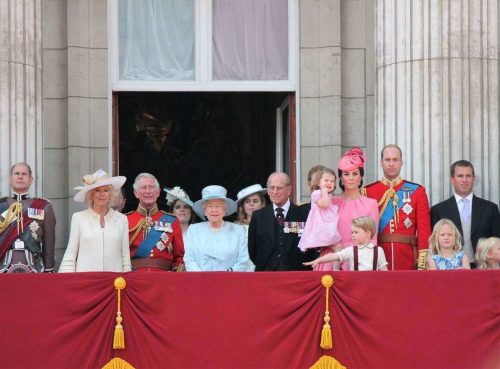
[351,216,376,239]
[310,167,336,193]
[85,185,115,208]
[475,237,500,269]
[428,219,462,255]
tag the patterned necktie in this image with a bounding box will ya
[460,198,471,223]
[275,207,285,227]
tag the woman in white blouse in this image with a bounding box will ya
[184,185,250,271]
[59,169,132,272]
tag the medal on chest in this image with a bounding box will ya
[401,188,414,228]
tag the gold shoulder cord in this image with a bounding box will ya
[0,202,23,235]
[128,218,147,245]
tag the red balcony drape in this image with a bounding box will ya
[0,270,498,369]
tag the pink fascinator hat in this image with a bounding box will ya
[337,147,367,172]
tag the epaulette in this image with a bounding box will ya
[160,210,177,222]
[402,180,421,187]
[363,181,378,189]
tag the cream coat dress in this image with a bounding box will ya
[59,208,132,272]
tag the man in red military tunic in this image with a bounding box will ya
[362,145,431,270]
[127,173,185,271]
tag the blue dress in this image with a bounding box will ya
[184,221,250,271]
[432,251,465,270]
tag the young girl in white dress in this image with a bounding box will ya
[427,219,471,270]
[298,168,341,271]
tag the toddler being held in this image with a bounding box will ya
[298,168,341,271]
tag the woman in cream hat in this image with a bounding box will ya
[184,185,250,271]
[333,147,379,270]
[164,186,197,238]
[234,184,267,271]
[59,169,132,272]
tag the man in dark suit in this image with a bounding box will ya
[431,160,500,267]
[248,172,317,271]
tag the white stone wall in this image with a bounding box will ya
[299,0,376,202]
[0,0,43,194]
[376,0,499,206]
[42,0,109,264]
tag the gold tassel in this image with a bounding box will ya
[417,249,428,270]
[310,276,347,369]
[320,275,333,350]
[102,357,135,369]
[309,355,346,369]
[113,277,126,350]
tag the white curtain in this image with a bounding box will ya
[119,0,195,81]
[212,0,288,80]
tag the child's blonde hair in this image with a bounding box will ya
[351,216,376,239]
[475,237,500,269]
[428,219,462,255]
[310,167,336,193]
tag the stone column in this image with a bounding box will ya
[376,0,499,205]
[0,0,42,194]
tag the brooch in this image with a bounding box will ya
[402,203,413,215]
[156,241,165,252]
[29,221,40,239]
[404,217,412,229]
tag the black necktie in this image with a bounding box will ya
[276,207,285,227]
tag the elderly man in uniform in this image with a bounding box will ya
[127,173,185,271]
[362,145,431,270]
[0,162,56,273]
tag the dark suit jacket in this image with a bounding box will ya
[431,195,500,251]
[248,203,317,271]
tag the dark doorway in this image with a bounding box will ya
[116,91,289,211]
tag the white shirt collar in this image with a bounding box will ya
[454,192,473,204]
[273,199,291,215]
[357,242,375,250]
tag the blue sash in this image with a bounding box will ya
[134,214,174,259]
[378,182,419,233]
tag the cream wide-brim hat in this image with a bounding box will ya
[73,169,126,203]
[163,186,194,207]
[192,185,237,220]
[235,184,267,205]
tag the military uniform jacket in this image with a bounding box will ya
[363,178,431,270]
[127,205,185,271]
[0,195,56,272]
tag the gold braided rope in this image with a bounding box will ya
[128,218,147,245]
[377,177,403,229]
[0,202,23,235]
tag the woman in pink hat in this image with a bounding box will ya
[333,147,379,270]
